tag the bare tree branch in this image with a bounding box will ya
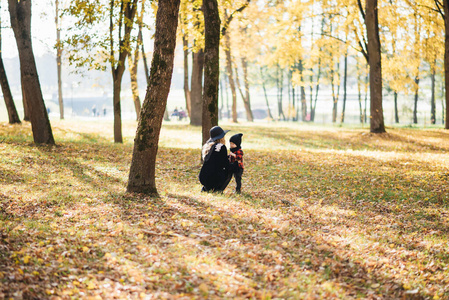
[357,0,366,20]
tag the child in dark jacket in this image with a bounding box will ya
[229,133,244,193]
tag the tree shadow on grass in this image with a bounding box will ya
[109,191,424,298]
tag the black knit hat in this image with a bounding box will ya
[208,126,230,142]
[230,133,243,148]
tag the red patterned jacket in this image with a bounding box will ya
[229,148,244,169]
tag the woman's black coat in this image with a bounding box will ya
[199,143,232,191]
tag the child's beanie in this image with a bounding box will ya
[230,133,243,147]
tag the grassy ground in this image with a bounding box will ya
[1,120,449,299]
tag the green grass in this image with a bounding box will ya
[0,120,449,299]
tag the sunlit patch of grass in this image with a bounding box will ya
[1,120,449,298]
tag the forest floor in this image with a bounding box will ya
[1,120,449,299]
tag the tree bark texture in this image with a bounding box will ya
[127,0,180,194]
[8,0,54,144]
[202,0,221,145]
[190,49,204,126]
[366,0,385,133]
[56,0,64,120]
[21,73,29,121]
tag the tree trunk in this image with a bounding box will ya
[141,37,150,85]
[357,59,363,123]
[110,0,138,143]
[0,10,20,124]
[241,57,253,121]
[201,0,221,145]
[442,79,446,125]
[127,0,180,195]
[56,0,64,120]
[413,77,419,124]
[0,58,21,124]
[21,73,29,121]
[260,67,273,120]
[112,77,123,142]
[444,0,449,128]
[394,91,399,123]
[190,49,204,126]
[234,58,253,121]
[311,56,322,122]
[298,60,307,121]
[183,35,191,117]
[366,0,385,133]
[224,32,238,123]
[277,66,285,120]
[340,52,348,123]
[364,73,368,123]
[8,0,54,144]
[431,63,436,124]
[128,27,143,120]
[331,63,339,123]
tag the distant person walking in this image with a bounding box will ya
[199,126,233,192]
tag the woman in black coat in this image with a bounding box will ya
[199,126,233,192]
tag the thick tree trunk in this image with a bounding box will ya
[431,64,436,124]
[9,0,54,144]
[127,0,180,195]
[56,0,64,120]
[112,76,123,142]
[190,49,204,126]
[202,0,220,145]
[340,53,348,123]
[224,33,238,123]
[413,77,419,124]
[183,35,191,117]
[366,0,385,133]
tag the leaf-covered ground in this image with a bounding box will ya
[1,120,449,299]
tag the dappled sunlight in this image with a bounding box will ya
[1,121,449,298]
